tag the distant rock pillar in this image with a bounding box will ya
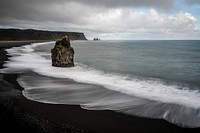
[51,36,75,67]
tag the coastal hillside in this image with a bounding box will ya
[0,28,87,41]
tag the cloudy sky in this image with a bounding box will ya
[0,0,200,40]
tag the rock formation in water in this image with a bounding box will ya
[93,38,101,41]
[51,36,74,67]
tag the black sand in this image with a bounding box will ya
[0,41,200,133]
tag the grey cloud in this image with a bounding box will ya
[0,0,67,22]
[184,0,200,5]
[0,0,175,9]
[0,0,174,29]
[0,0,174,20]
[1,0,175,24]
[71,0,174,9]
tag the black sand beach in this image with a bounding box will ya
[1,41,200,133]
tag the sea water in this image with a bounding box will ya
[1,40,200,127]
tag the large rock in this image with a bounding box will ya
[51,36,74,67]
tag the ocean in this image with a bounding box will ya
[1,40,200,128]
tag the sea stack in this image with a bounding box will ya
[51,36,74,67]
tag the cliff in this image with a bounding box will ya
[0,28,87,41]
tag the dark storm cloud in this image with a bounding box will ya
[0,0,67,22]
[0,0,175,30]
[72,0,174,9]
[0,0,174,9]
[0,0,174,21]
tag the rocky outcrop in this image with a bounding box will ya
[51,36,74,67]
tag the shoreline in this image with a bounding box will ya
[0,41,200,133]
[0,41,87,133]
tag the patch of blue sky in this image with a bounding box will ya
[174,0,200,28]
